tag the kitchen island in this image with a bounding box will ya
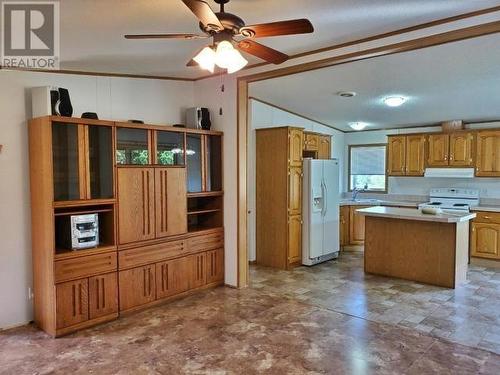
[357,206,476,288]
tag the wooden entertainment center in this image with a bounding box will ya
[29,116,224,337]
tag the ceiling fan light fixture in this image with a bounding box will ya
[193,46,216,73]
[214,40,248,73]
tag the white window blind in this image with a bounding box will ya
[349,145,387,191]
[351,146,386,175]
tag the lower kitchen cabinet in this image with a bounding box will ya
[206,248,224,284]
[339,206,350,247]
[349,206,371,245]
[119,265,156,311]
[288,215,302,264]
[56,278,89,329]
[89,273,118,320]
[156,257,190,299]
[471,222,500,259]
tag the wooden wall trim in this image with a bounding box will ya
[241,21,500,83]
[237,80,248,288]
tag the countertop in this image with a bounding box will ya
[472,205,500,213]
[356,206,476,223]
[340,199,420,208]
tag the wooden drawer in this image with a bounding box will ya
[188,232,224,253]
[119,240,187,270]
[474,211,500,224]
[55,252,117,283]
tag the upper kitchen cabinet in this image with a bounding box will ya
[186,133,223,194]
[387,136,406,176]
[449,133,474,167]
[155,130,185,166]
[304,132,319,152]
[116,128,150,165]
[476,131,500,177]
[318,135,332,160]
[405,135,426,176]
[427,134,449,167]
[427,132,474,167]
[52,121,114,202]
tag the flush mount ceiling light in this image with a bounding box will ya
[349,122,368,131]
[384,96,407,107]
[337,91,357,98]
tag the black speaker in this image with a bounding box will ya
[54,88,73,117]
[200,108,211,130]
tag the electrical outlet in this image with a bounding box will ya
[28,287,34,300]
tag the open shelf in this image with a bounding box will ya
[187,191,223,198]
[54,205,115,253]
[187,208,222,215]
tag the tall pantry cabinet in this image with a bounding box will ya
[256,127,304,269]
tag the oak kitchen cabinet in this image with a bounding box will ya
[339,206,350,247]
[476,131,500,176]
[387,135,425,176]
[318,135,332,159]
[304,132,320,152]
[349,205,372,245]
[471,211,500,260]
[256,127,304,269]
[428,132,474,167]
[387,136,406,176]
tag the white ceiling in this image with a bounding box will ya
[58,0,500,78]
[249,33,500,132]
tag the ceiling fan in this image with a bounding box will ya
[125,0,314,74]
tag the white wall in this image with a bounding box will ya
[344,122,500,198]
[0,70,194,329]
[247,99,344,261]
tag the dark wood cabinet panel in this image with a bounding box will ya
[156,257,191,299]
[119,265,156,311]
[89,273,118,319]
[206,248,224,284]
[189,253,207,289]
[56,278,89,329]
[118,168,155,244]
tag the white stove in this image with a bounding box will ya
[418,188,479,212]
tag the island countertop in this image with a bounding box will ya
[356,206,476,223]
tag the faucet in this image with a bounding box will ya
[352,184,368,201]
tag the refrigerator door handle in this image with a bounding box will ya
[321,180,326,217]
[323,180,328,217]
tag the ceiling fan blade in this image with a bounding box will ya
[125,33,207,40]
[240,19,314,38]
[181,0,224,31]
[237,40,288,64]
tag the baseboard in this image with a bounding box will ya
[470,257,500,269]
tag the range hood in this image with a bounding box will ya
[424,168,475,178]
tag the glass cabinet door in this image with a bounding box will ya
[186,134,203,193]
[116,128,149,165]
[52,122,80,201]
[206,135,222,191]
[156,131,185,166]
[88,126,114,199]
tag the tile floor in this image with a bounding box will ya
[251,252,500,354]
[0,252,499,374]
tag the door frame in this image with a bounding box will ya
[235,21,500,288]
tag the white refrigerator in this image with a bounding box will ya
[302,158,340,266]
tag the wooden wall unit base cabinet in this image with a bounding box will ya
[118,229,225,313]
